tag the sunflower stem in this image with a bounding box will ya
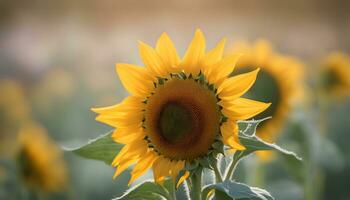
[190,169,202,200]
[225,156,240,181]
[170,181,177,200]
[212,163,223,183]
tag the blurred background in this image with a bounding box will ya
[0,0,349,199]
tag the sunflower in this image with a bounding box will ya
[92,30,270,186]
[0,166,5,183]
[17,122,68,192]
[320,52,350,98]
[0,79,30,158]
[31,67,76,114]
[228,40,304,158]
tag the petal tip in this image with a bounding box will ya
[266,102,272,109]
[176,171,190,188]
[128,176,135,186]
[219,37,227,45]
[159,32,169,39]
[195,28,204,35]
[194,29,205,39]
[115,63,125,73]
[138,40,147,48]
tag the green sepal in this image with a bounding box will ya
[207,83,216,91]
[178,71,187,79]
[198,156,213,169]
[212,140,225,155]
[157,77,167,85]
[196,72,206,85]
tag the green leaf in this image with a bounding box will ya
[198,156,213,169]
[113,180,170,200]
[238,117,271,136]
[214,190,233,200]
[236,134,302,161]
[202,180,274,200]
[66,131,123,165]
[176,180,191,200]
[235,119,302,161]
[113,178,189,200]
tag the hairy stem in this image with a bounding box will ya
[170,181,176,200]
[190,169,203,200]
[225,157,240,181]
[212,163,223,183]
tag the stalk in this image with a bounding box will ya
[225,157,240,181]
[190,169,203,200]
[213,163,223,183]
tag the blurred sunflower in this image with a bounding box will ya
[17,122,68,192]
[320,52,350,98]
[228,40,304,159]
[31,67,76,115]
[0,166,5,183]
[0,79,30,157]
[92,29,270,186]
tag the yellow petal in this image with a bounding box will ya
[170,160,185,181]
[156,33,180,72]
[202,38,226,71]
[159,158,172,181]
[128,151,158,185]
[218,68,260,101]
[176,171,190,188]
[256,151,276,162]
[113,156,139,179]
[232,123,243,150]
[181,29,206,75]
[220,120,245,150]
[111,139,148,166]
[207,54,242,85]
[139,41,168,77]
[254,40,273,64]
[112,126,145,144]
[207,189,215,200]
[116,64,154,96]
[152,156,169,184]
[95,111,143,128]
[96,110,143,120]
[226,148,236,155]
[222,98,271,120]
[91,96,144,114]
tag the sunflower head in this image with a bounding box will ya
[0,166,5,183]
[17,122,68,192]
[92,30,270,186]
[320,52,350,98]
[0,79,30,157]
[228,40,305,158]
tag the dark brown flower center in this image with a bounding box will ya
[144,77,220,160]
[158,102,194,143]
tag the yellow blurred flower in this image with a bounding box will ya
[92,30,270,186]
[0,79,31,157]
[320,52,350,98]
[0,166,5,183]
[31,67,76,114]
[17,122,68,192]
[228,40,305,160]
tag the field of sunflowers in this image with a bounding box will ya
[1,1,350,200]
